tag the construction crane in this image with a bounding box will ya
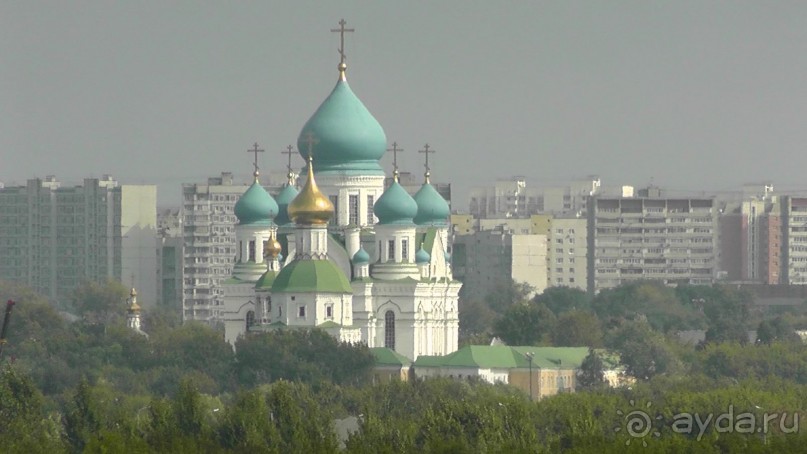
[0,300,15,360]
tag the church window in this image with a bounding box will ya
[279,306,282,317]
[239,241,243,260]
[298,305,306,318]
[326,305,333,318]
[367,195,375,224]
[248,241,255,262]
[384,311,395,350]
[402,239,409,261]
[349,195,359,225]
[246,310,255,329]
[388,240,395,261]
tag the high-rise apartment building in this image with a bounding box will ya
[783,196,807,285]
[545,217,588,290]
[0,176,157,303]
[587,196,718,293]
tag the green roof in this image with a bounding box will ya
[317,320,342,329]
[271,259,352,294]
[413,346,590,369]
[422,228,437,255]
[371,347,412,366]
[255,270,278,289]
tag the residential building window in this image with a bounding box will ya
[385,310,395,349]
[388,240,395,261]
[349,195,359,225]
[367,195,375,224]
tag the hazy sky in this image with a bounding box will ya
[3,2,807,206]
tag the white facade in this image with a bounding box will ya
[546,217,588,290]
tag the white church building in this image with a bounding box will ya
[221,32,460,361]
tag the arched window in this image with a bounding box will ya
[384,310,395,350]
[246,310,255,330]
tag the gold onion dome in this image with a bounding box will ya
[265,237,283,259]
[287,158,334,225]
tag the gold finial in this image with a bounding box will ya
[264,235,282,259]
[419,143,436,184]
[388,142,403,183]
[331,19,354,80]
[128,288,141,313]
[287,133,334,225]
[282,144,296,185]
[248,142,265,180]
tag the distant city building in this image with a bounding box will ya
[587,194,718,293]
[156,208,183,309]
[783,196,807,285]
[545,217,588,291]
[0,175,157,303]
[452,227,548,298]
[469,176,608,219]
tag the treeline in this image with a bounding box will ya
[3,279,807,452]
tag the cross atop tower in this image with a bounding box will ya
[331,18,354,76]
[282,144,296,183]
[247,142,264,178]
[387,142,404,180]
[418,143,436,183]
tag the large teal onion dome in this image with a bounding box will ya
[415,247,431,264]
[274,184,299,226]
[234,180,279,225]
[297,78,387,175]
[374,180,418,225]
[352,247,370,264]
[413,182,450,226]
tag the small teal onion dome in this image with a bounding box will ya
[374,180,418,225]
[234,180,279,225]
[297,78,387,175]
[274,184,299,226]
[415,247,431,264]
[352,247,370,264]
[413,182,450,226]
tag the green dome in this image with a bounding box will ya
[274,184,299,226]
[234,180,279,225]
[298,79,386,175]
[374,181,418,225]
[415,247,431,264]
[255,270,278,289]
[413,182,450,226]
[352,247,370,264]
[271,260,353,294]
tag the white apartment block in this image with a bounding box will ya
[546,217,588,291]
[783,196,807,285]
[587,196,718,293]
[452,227,548,300]
[181,171,287,323]
[0,176,157,304]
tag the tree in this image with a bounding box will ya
[703,285,752,344]
[756,316,800,345]
[577,348,605,390]
[550,310,603,347]
[608,320,678,380]
[483,279,534,314]
[534,287,591,315]
[492,302,556,346]
[70,280,129,325]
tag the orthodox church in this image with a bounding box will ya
[221,27,460,361]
